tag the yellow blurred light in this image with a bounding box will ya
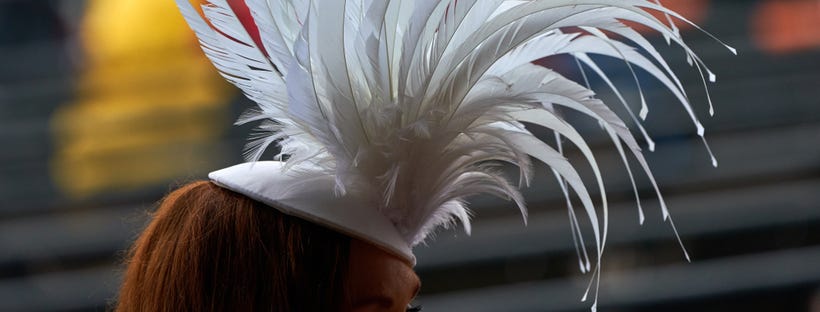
[51,0,235,198]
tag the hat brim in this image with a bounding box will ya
[209,161,416,265]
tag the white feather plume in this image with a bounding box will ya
[176,0,732,310]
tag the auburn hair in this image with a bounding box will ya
[116,181,351,311]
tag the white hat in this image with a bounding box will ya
[209,161,415,264]
[177,0,731,309]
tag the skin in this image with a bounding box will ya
[348,239,421,312]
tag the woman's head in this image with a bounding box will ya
[117,181,419,311]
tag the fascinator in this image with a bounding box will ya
[177,0,732,309]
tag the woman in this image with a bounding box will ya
[116,0,726,311]
[117,181,420,311]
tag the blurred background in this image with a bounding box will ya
[0,0,818,311]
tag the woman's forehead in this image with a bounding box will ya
[349,239,420,297]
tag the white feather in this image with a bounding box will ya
[177,0,729,310]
